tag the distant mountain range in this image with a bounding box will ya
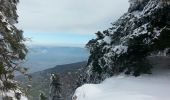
[17,61,87,100]
[23,46,89,73]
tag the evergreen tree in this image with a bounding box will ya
[0,0,28,99]
[95,31,104,39]
[39,92,47,100]
[85,0,170,83]
[49,74,62,100]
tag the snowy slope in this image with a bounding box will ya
[73,68,170,100]
[73,57,170,100]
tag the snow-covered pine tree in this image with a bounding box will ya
[85,0,170,83]
[49,74,62,100]
[39,92,47,100]
[0,0,28,99]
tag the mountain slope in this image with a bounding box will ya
[73,56,170,100]
[17,61,87,100]
[85,0,170,83]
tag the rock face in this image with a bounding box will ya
[85,0,170,83]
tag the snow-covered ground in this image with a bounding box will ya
[0,90,28,100]
[73,57,170,100]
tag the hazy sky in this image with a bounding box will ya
[17,0,129,47]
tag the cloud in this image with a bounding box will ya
[17,0,129,34]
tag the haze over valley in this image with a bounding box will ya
[23,46,89,73]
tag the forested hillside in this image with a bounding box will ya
[85,0,170,83]
[73,0,170,100]
[17,62,87,100]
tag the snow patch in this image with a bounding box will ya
[73,69,170,100]
[103,36,111,44]
[112,45,128,55]
[0,90,28,100]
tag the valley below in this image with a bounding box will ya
[16,62,87,100]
